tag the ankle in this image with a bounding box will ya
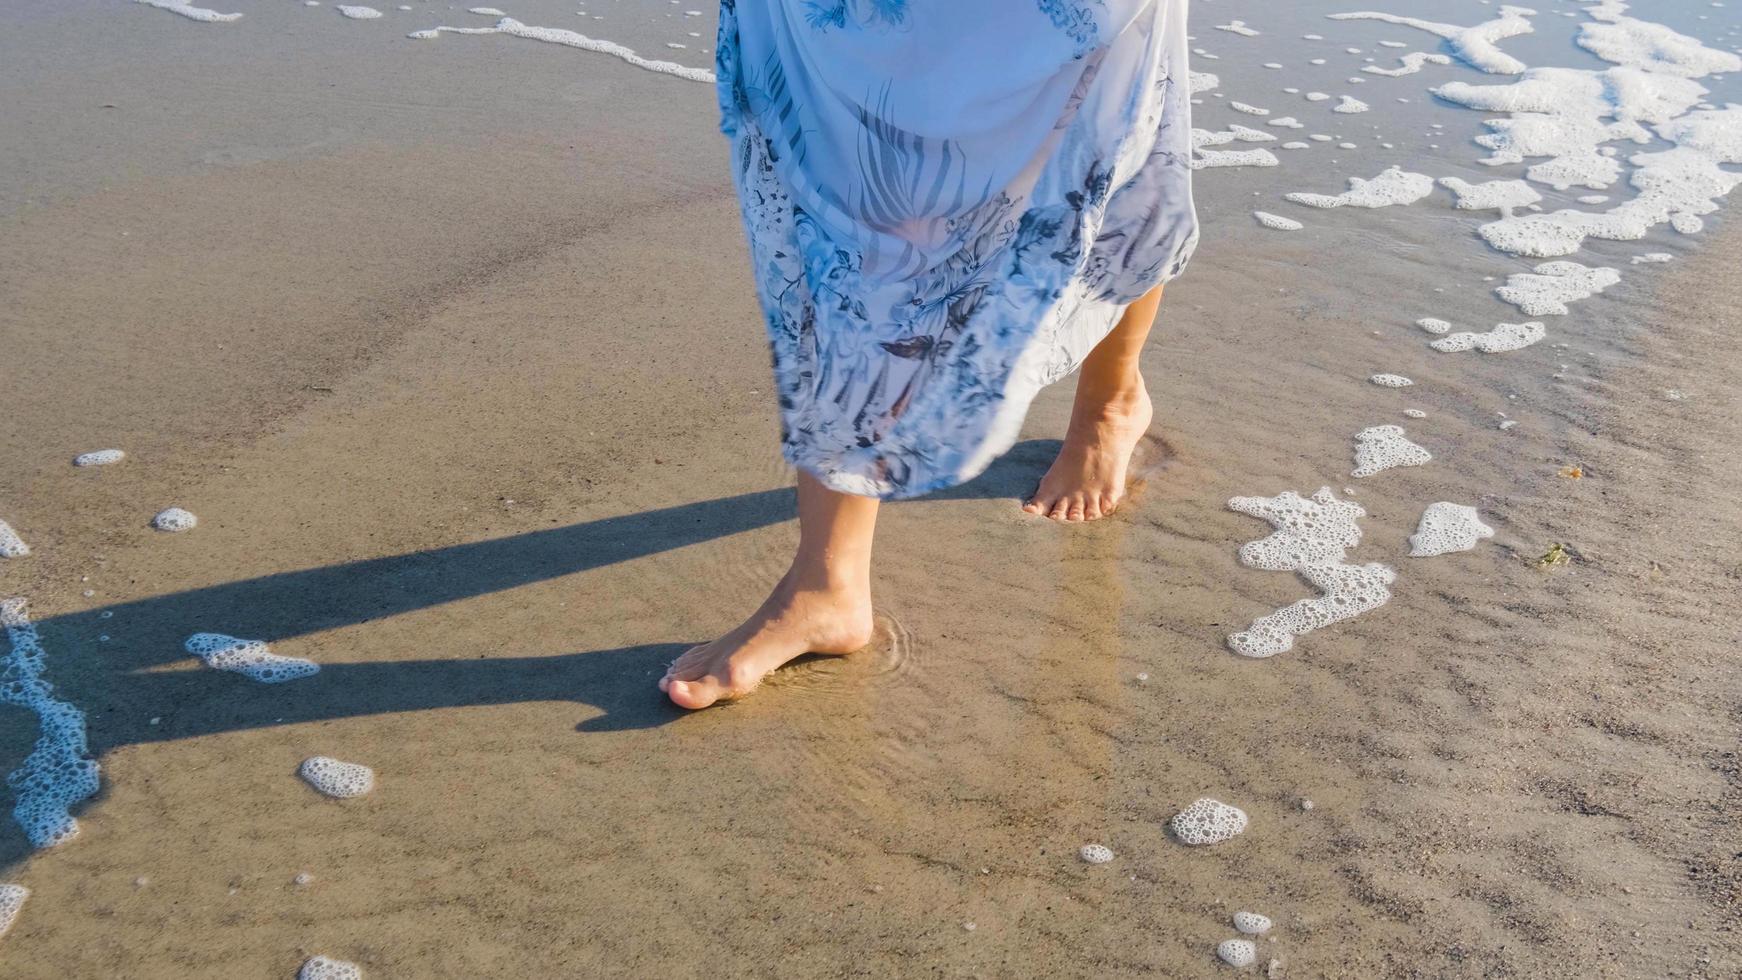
[779,557,871,598]
[1075,372,1149,419]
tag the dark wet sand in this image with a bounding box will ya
[2,1,1740,976]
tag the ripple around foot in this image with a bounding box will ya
[763,610,920,704]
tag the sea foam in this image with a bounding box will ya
[73,450,125,467]
[1352,425,1432,477]
[184,633,320,683]
[298,956,363,980]
[1494,260,1620,315]
[1409,502,1495,557]
[0,884,25,938]
[1327,6,1537,75]
[1430,321,1546,353]
[1226,488,1395,658]
[299,757,374,798]
[0,520,27,559]
[1,599,101,848]
[1170,799,1248,845]
[1285,166,1434,208]
[152,508,197,532]
[131,0,242,22]
[411,17,714,83]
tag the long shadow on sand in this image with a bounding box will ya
[0,441,1066,864]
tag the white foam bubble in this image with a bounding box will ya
[1282,141,1310,149]
[1369,373,1413,387]
[1079,843,1115,864]
[1438,177,1542,214]
[1430,320,1546,353]
[467,5,505,13]
[0,520,27,559]
[1218,939,1258,968]
[1416,317,1453,334]
[1305,91,1330,102]
[411,17,714,83]
[1579,11,1742,77]
[1328,6,1537,75]
[1631,251,1674,263]
[1495,260,1620,314]
[336,5,382,18]
[184,633,320,683]
[1362,52,1454,76]
[1230,101,1269,115]
[1216,20,1260,37]
[1267,116,1305,129]
[131,0,242,22]
[299,956,363,980]
[151,507,197,532]
[0,884,25,938]
[1285,166,1434,209]
[1229,124,1277,142]
[1171,799,1248,845]
[1190,71,1222,95]
[1409,502,1495,557]
[72,450,125,467]
[1233,911,1273,935]
[1226,488,1396,658]
[1254,211,1304,231]
[299,757,374,798]
[1191,147,1281,170]
[1403,408,1427,418]
[1353,424,1432,477]
[1,599,100,848]
[1333,95,1370,114]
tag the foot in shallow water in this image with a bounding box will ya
[659,572,875,709]
[1024,378,1154,522]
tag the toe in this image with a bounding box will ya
[1100,492,1120,515]
[1066,497,1086,521]
[1083,498,1103,521]
[1048,497,1071,521]
[1022,497,1045,515]
[668,676,726,710]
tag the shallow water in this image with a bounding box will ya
[2,0,1740,975]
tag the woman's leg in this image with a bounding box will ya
[660,470,879,709]
[1023,284,1164,522]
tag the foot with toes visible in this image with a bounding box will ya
[659,571,875,709]
[1024,377,1153,523]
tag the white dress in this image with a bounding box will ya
[716,0,1198,498]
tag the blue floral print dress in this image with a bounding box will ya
[716,0,1198,498]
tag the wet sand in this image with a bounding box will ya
[3,0,1740,976]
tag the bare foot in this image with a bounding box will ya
[658,572,875,709]
[1023,378,1154,522]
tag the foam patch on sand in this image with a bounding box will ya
[72,449,125,467]
[1578,8,1742,78]
[1439,177,1542,214]
[1632,252,1673,263]
[1285,166,1434,208]
[1190,130,1281,170]
[1352,424,1432,477]
[1217,939,1258,968]
[1170,798,1249,845]
[1416,317,1452,334]
[1495,260,1620,314]
[0,520,27,559]
[1430,320,1546,353]
[1233,911,1273,935]
[1190,71,1220,95]
[152,507,197,532]
[1328,6,1536,75]
[131,0,242,22]
[1226,488,1396,658]
[0,883,24,938]
[1254,211,1303,230]
[184,633,320,683]
[1079,843,1114,864]
[1363,51,1453,76]
[1,599,101,848]
[299,956,363,980]
[1215,20,1260,37]
[1333,95,1371,114]
[1370,373,1413,387]
[299,757,374,798]
[1435,67,1708,191]
[336,5,381,18]
[410,17,714,83]
[1409,502,1495,557]
[1230,101,1269,116]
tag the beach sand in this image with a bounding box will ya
[2,0,1739,976]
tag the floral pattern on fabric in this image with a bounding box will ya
[717,0,1198,498]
